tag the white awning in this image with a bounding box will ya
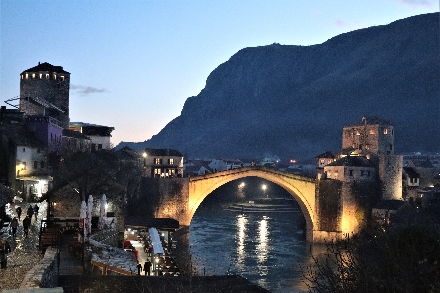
[148,227,164,254]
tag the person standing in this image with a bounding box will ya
[144,261,152,276]
[15,206,22,219]
[33,204,39,221]
[0,237,11,269]
[27,205,34,222]
[136,260,143,275]
[10,217,19,238]
[23,216,31,237]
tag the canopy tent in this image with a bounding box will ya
[148,227,164,255]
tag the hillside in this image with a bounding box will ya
[118,13,440,162]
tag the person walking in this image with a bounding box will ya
[23,216,31,237]
[33,204,39,221]
[10,217,19,238]
[136,260,143,275]
[27,205,34,222]
[144,260,152,276]
[15,206,22,219]
[0,237,11,269]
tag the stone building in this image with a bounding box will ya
[19,62,71,129]
[142,148,184,178]
[69,122,114,151]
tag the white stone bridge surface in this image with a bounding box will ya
[186,166,318,241]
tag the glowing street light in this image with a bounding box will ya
[262,184,268,198]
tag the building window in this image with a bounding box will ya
[169,158,174,165]
[25,73,29,79]
[154,168,161,175]
[61,76,65,81]
[20,162,27,170]
[39,73,43,79]
[53,74,56,80]
[361,170,365,176]
[22,147,26,152]
[32,73,35,78]
[356,130,360,135]
[46,74,49,79]
[367,171,371,176]
[369,129,375,135]
[383,128,388,135]
[155,158,161,165]
[98,144,102,150]
[349,170,353,176]
[91,144,96,152]
[21,75,23,79]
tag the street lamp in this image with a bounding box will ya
[262,184,268,198]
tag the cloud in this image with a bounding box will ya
[334,19,351,29]
[70,84,109,95]
[397,0,437,8]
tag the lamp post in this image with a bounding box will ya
[142,152,147,177]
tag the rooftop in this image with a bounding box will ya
[21,62,70,74]
[345,116,393,127]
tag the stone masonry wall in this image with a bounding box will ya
[20,247,58,289]
[378,155,403,200]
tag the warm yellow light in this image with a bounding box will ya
[143,152,147,158]
[20,163,25,170]
[262,184,267,191]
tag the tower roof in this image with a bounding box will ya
[21,62,70,74]
[345,116,392,127]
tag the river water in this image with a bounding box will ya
[189,199,327,293]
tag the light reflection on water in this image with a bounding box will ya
[190,207,325,293]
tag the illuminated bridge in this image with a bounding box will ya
[152,166,362,243]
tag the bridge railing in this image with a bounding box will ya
[188,165,315,183]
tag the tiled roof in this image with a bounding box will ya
[403,167,420,178]
[327,156,375,167]
[316,151,335,158]
[22,62,69,74]
[143,148,183,157]
[345,116,392,127]
[0,124,46,148]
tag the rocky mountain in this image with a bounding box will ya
[118,13,439,162]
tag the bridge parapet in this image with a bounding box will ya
[189,165,316,184]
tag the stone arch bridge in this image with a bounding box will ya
[152,166,363,243]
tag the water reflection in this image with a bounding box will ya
[235,214,247,271]
[256,216,269,266]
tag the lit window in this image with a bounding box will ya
[356,130,360,135]
[46,74,49,79]
[53,74,56,80]
[21,75,23,79]
[39,73,43,79]
[320,159,325,165]
[32,73,35,78]
[155,158,161,164]
[25,73,29,79]
[169,158,174,164]
[383,128,388,135]
[369,129,375,134]
[154,168,161,174]
[61,76,65,81]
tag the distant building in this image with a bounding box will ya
[142,148,183,178]
[184,159,213,176]
[69,122,114,151]
[19,62,71,128]
[315,151,336,172]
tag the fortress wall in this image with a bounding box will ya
[378,155,403,200]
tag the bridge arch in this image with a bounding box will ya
[187,166,317,241]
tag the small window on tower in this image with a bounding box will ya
[25,74,29,79]
[21,75,23,79]
[46,74,49,79]
[383,128,388,135]
[369,129,375,134]
[356,130,360,135]
[61,76,65,81]
[39,74,43,79]
[32,73,35,78]
[53,74,56,80]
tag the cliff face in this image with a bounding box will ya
[119,13,440,161]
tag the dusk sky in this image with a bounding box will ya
[1,0,438,146]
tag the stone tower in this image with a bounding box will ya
[342,116,394,155]
[19,62,70,128]
[342,116,402,200]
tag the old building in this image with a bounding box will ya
[19,62,71,128]
[142,148,183,178]
[324,156,376,182]
[69,122,114,151]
